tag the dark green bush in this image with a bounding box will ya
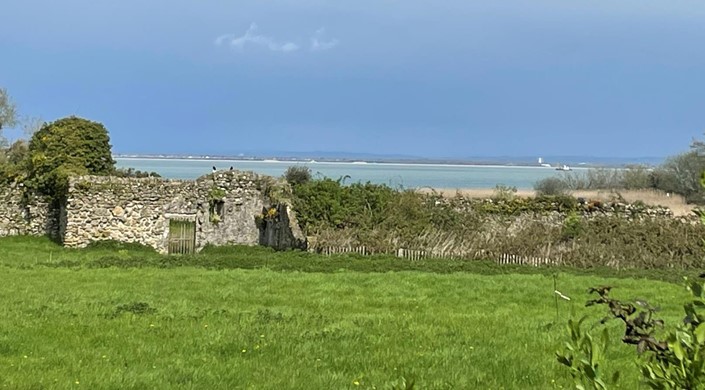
[26,116,115,200]
[561,212,582,240]
[291,177,395,232]
[112,167,161,178]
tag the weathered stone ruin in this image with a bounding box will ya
[0,170,306,253]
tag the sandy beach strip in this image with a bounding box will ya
[417,188,694,216]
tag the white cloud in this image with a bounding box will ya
[214,23,300,53]
[310,27,339,51]
[215,24,339,54]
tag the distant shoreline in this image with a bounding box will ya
[114,156,599,170]
[115,156,592,170]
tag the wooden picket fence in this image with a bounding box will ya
[310,245,560,267]
[496,253,558,266]
[318,246,372,256]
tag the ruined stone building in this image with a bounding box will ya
[0,170,306,253]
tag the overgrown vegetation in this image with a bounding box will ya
[535,177,570,196]
[558,281,705,389]
[535,140,705,204]
[284,165,312,187]
[493,184,518,201]
[112,167,161,178]
[286,171,704,269]
[556,174,705,389]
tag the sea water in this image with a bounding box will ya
[115,158,581,189]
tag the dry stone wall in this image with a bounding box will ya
[64,170,304,253]
[0,183,59,238]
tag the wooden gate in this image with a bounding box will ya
[168,219,196,254]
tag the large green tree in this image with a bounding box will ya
[27,116,115,197]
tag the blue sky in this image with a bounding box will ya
[1,1,704,159]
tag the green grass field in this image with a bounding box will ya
[0,236,697,389]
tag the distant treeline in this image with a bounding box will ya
[535,144,705,203]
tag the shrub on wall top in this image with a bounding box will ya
[26,116,115,199]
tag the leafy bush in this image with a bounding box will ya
[26,116,115,200]
[561,211,583,240]
[284,165,312,186]
[651,151,705,204]
[534,177,570,196]
[112,167,161,178]
[556,317,616,389]
[558,282,705,389]
[291,177,395,232]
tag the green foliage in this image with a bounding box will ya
[652,151,705,204]
[208,186,226,201]
[493,184,518,201]
[292,174,705,266]
[468,194,578,214]
[0,88,29,183]
[562,212,583,241]
[291,177,395,232]
[257,176,292,205]
[84,239,157,253]
[535,177,570,196]
[283,165,312,186]
[387,376,416,389]
[639,279,705,389]
[26,116,115,200]
[556,317,617,389]
[0,139,28,184]
[112,167,161,178]
[559,283,705,390]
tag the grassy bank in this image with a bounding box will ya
[0,236,697,389]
